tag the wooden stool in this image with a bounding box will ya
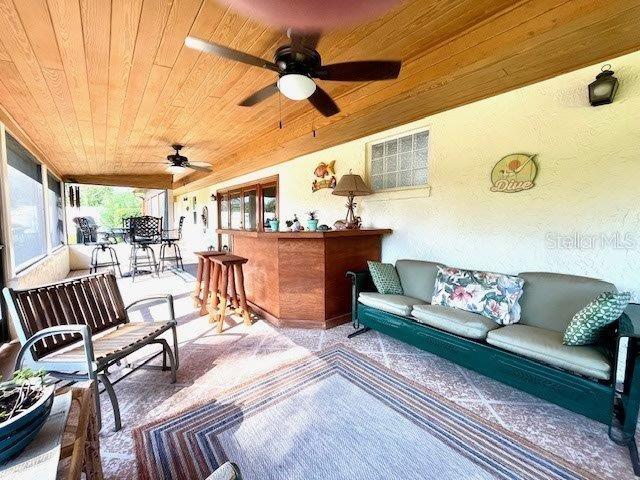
[192,250,225,315]
[207,254,251,333]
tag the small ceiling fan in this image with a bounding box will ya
[184,31,401,117]
[138,144,212,174]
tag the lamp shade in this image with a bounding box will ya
[332,173,372,197]
[277,74,316,100]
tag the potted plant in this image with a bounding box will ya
[0,369,55,464]
[268,217,280,231]
[307,211,319,231]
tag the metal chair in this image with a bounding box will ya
[160,216,185,272]
[76,217,122,277]
[124,216,162,281]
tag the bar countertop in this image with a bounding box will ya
[216,228,392,239]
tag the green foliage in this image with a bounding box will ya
[82,186,142,228]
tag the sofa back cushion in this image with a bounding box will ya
[517,272,616,332]
[395,259,444,303]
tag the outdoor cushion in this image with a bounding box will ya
[486,324,611,380]
[368,261,404,295]
[517,272,615,332]
[395,259,444,302]
[359,292,426,317]
[432,267,524,325]
[411,304,500,340]
[564,291,631,345]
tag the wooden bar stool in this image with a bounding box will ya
[207,254,251,333]
[192,251,225,314]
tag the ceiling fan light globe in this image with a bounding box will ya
[167,164,186,175]
[277,74,316,100]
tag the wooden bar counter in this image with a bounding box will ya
[217,228,392,329]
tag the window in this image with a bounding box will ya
[217,176,278,234]
[262,185,277,229]
[368,130,429,192]
[230,193,242,229]
[6,134,47,270]
[47,173,64,248]
[243,189,257,231]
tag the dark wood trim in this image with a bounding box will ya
[216,175,280,248]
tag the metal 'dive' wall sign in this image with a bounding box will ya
[490,153,538,193]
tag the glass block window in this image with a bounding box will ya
[369,130,429,191]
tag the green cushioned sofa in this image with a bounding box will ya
[348,260,640,469]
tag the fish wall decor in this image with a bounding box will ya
[312,160,337,192]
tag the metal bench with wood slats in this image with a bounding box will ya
[2,272,179,432]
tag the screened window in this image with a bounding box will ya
[369,130,429,191]
[47,173,64,248]
[6,134,47,270]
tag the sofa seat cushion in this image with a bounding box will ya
[358,292,426,317]
[486,324,611,380]
[412,304,500,340]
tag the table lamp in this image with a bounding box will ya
[332,171,372,229]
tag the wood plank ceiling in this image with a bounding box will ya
[0,0,638,192]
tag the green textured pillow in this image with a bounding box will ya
[563,291,631,346]
[367,261,404,295]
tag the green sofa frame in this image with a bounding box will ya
[347,270,640,474]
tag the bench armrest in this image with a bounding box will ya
[16,324,94,370]
[618,304,640,338]
[346,270,374,324]
[125,294,175,323]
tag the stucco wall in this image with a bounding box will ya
[175,50,640,300]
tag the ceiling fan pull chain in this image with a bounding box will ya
[278,91,283,129]
[312,110,316,138]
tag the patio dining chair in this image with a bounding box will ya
[124,216,162,280]
[160,216,185,272]
[76,216,122,277]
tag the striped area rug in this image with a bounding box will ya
[134,345,596,480]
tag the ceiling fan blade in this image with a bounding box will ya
[289,30,321,51]
[314,61,401,81]
[185,36,278,72]
[308,86,339,117]
[185,163,212,172]
[239,83,279,107]
[187,161,211,167]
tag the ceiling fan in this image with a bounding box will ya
[184,31,401,117]
[139,144,212,174]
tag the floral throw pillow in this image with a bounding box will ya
[563,291,631,346]
[431,267,525,325]
[368,261,404,295]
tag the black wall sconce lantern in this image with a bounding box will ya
[588,64,618,106]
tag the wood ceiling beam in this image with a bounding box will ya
[66,174,173,190]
